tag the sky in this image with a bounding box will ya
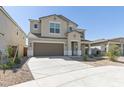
[4,6,124,40]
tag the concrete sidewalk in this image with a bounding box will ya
[12,66,124,87]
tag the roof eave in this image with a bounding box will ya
[39,14,78,26]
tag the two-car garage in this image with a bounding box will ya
[33,43,64,56]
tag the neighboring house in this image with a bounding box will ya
[28,14,91,56]
[0,7,26,57]
[91,37,124,56]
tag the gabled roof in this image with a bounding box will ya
[39,14,78,26]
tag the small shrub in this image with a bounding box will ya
[2,64,8,69]
[0,46,21,70]
[83,54,88,61]
[106,45,121,61]
[101,52,106,56]
[15,57,21,64]
[6,46,13,58]
[0,62,16,69]
[0,64,10,69]
[0,57,21,69]
[8,59,15,67]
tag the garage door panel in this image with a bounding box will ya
[34,43,64,56]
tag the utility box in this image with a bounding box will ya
[0,50,8,64]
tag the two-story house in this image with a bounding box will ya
[28,14,91,56]
[0,7,26,57]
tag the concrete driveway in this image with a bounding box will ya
[27,56,93,80]
[12,56,124,87]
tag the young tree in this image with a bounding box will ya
[106,44,121,61]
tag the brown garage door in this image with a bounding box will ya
[33,43,64,56]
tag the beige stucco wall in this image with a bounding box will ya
[0,8,26,57]
[30,20,41,34]
[41,16,77,38]
[41,16,67,38]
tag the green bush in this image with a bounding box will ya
[1,57,21,69]
[0,46,21,70]
[0,63,11,69]
[15,57,21,64]
[2,64,9,69]
[6,46,13,58]
[101,52,106,56]
[106,45,121,61]
[83,54,88,61]
[8,58,16,66]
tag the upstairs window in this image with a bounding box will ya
[50,23,60,33]
[81,33,84,39]
[17,32,18,35]
[34,24,38,29]
[69,27,72,32]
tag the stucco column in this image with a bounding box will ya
[64,43,68,56]
[27,42,33,57]
[106,42,110,53]
[67,41,72,56]
[88,44,92,55]
[77,42,81,56]
[81,44,85,56]
[121,43,124,56]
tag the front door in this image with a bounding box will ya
[72,42,78,56]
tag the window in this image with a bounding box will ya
[50,23,60,33]
[81,33,84,38]
[34,24,38,29]
[69,27,72,32]
[50,23,54,33]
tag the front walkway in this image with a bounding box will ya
[11,56,124,87]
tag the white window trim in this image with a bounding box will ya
[49,21,61,34]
